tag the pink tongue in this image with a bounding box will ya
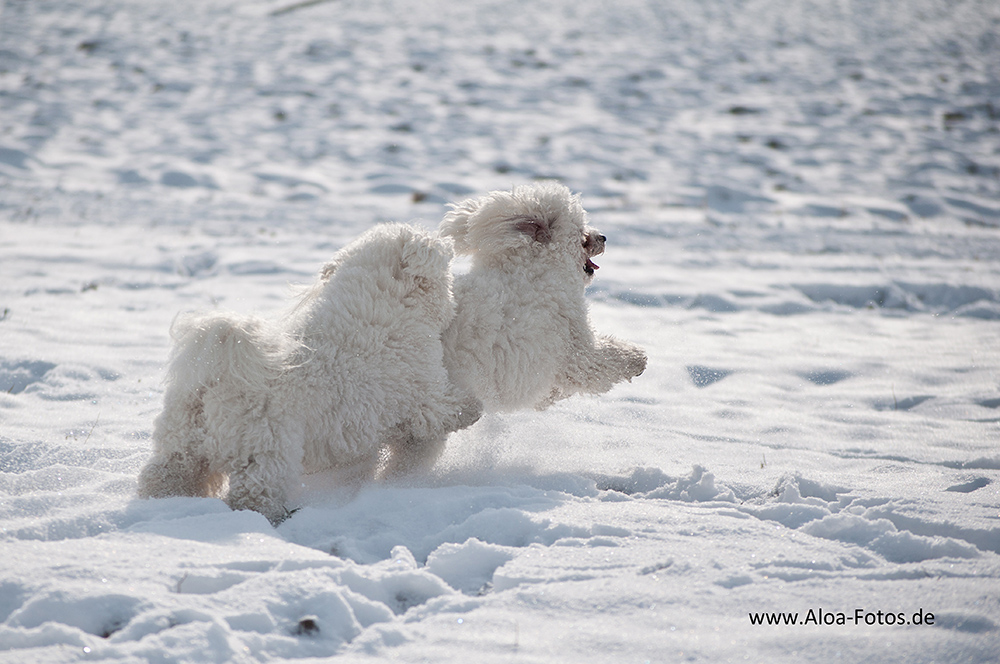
[586,258,599,271]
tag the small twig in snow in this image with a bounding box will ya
[270,0,337,17]
[83,411,101,444]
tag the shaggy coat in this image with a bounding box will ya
[137,224,481,523]
[438,182,647,412]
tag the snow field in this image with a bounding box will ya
[2,0,1000,661]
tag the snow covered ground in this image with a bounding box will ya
[2,0,999,661]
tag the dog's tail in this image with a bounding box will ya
[165,311,286,397]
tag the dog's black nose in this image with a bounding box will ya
[599,234,606,243]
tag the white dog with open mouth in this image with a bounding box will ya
[438,181,647,412]
[136,223,481,523]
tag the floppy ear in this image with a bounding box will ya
[399,233,451,280]
[438,197,482,254]
[512,215,551,243]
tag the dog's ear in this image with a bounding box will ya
[512,215,552,244]
[318,258,339,281]
[438,197,482,254]
[397,231,452,292]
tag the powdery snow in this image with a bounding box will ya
[1,0,999,662]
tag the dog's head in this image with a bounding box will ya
[439,182,606,283]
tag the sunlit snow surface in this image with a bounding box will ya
[1,0,999,661]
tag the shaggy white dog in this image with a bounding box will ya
[439,182,647,412]
[136,224,482,523]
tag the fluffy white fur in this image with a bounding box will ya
[438,181,647,412]
[136,224,482,523]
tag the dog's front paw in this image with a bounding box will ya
[454,396,483,430]
[624,344,647,380]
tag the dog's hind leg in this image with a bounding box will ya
[137,449,224,499]
[138,390,226,499]
[226,448,299,525]
[224,419,302,525]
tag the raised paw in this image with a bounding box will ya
[623,344,647,380]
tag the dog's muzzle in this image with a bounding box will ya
[583,232,606,277]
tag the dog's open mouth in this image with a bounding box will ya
[584,257,599,276]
